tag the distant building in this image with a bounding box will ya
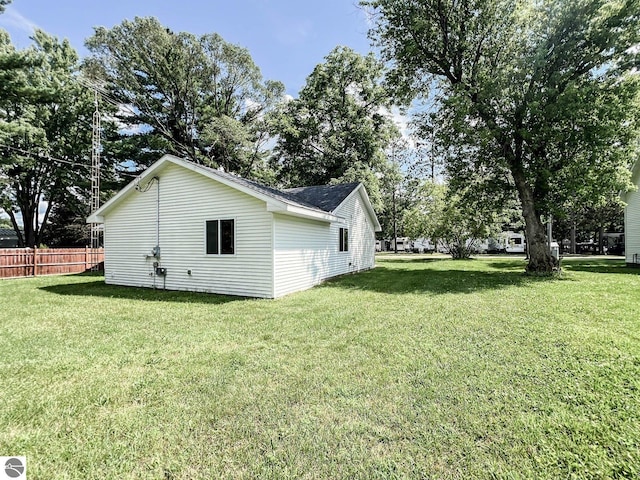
[623,161,640,266]
[0,227,19,248]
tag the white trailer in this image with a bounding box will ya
[505,232,526,254]
[391,237,412,252]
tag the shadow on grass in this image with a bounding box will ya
[327,265,547,295]
[40,280,247,305]
[561,259,640,275]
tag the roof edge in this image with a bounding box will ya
[334,183,382,232]
[87,154,339,224]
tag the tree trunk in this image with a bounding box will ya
[512,169,557,274]
[21,205,37,248]
[598,226,604,255]
[8,211,25,247]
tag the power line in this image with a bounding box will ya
[0,142,140,178]
[77,75,195,157]
[76,76,138,116]
[0,143,87,168]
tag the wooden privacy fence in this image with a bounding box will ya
[0,247,104,279]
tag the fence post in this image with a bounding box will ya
[85,245,89,271]
[33,247,38,277]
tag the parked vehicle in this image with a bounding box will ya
[390,237,412,252]
[505,232,526,254]
[411,238,436,253]
[603,232,624,255]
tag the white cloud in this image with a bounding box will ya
[627,44,640,54]
[0,6,39,36]
[38,200,48,219]
[380,106,412,142]
[0,200,49,228]
[244,98,262,113]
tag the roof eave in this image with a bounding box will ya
[268,203,338,223]
[86,154,339,224]
[333,184,382,232]
[85,153,178,224]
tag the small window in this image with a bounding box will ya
[206,220,219,254]
[220,219,234,254]
[206,219,234,255]
[339,227,349,252]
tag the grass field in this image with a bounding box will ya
[1,256,639,479]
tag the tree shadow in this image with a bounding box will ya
[560,260,640,275]
[326,265,549,295]
[40,280,250,305]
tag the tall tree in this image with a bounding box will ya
[0,30,100,247]
[0,1,11,14]
[365,0,640,274]
[84,17,284,178]
[404,179,506,259]
[270,46,399,209]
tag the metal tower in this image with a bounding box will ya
[90,89,101,271]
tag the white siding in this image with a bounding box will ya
[104,163,274,297]
[332,190,377,273]
[625,185,640,265]
[273,189,376,297]
[272,215,333,297]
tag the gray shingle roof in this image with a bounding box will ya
[0,227,18,238]
[186,160,359,214]
[284,183,360,212]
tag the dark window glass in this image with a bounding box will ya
[206,220,219,254]
[220,219,235,254]
[339,228,349,252]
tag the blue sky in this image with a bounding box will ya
[0,1,412,225]
[0,0,374,96]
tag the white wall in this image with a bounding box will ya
[625,186,640,265]
[273,188,376,298]
[104,162,274,297]
[333,189,376,272]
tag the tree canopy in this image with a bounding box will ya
[365,0,640,273]
[270,46,399,210]
[84,17,284,180]
[0,30,106,247]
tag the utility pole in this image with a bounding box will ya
[393,187,398,254]
[430,128,436,182]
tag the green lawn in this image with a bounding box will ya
[1,257,639,479]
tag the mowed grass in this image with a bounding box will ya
[0,257,639,479]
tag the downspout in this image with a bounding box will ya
[154,177,166,289]
[155,176,160,257]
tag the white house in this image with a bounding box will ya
[87,154,381,298]
[624,160,640,266]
